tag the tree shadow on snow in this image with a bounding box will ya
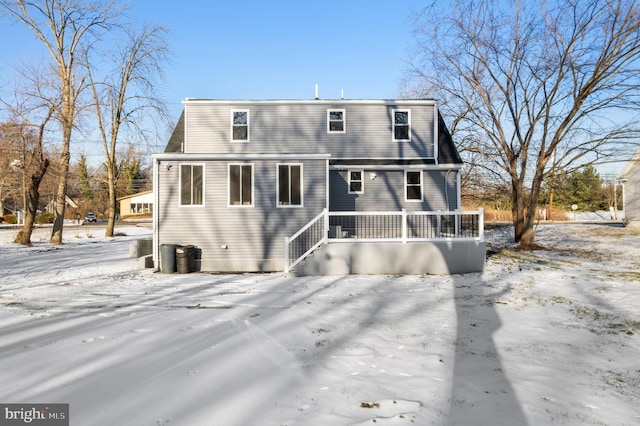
[448,272,529,425]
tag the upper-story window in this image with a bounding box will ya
[327,109,346,133]
[231,110,249,142]
[277,164,303,207]
[180,164,204,206]
[393,110,411,141]
[348,170,364,194]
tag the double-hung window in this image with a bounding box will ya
[229,164,253,206]
[348,170,364,194]
[393,109,411,141]
[405,170,423,202]
[180,164,204,206]
[278,164,303,207]
[327,109,346,133]
[231,110,249,141]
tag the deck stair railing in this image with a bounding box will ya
[285,208,483,273]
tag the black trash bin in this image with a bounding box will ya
[176,245,196,274]
[160,244,179,273]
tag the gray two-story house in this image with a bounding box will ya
[152,98,485,275]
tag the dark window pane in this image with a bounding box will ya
[278,165,289,205]
[407,186,422,200]
[242,165,252,204]
[350,181,362,192]
[395,125,409,140]
[407,171,421,184]
[230,165,240,205]
[181,165,192,205]
[233,111,247,125]
[233,126,248,140]
[329,111,343,121]
[350,171,361,181]
[329,121,344,132]
[395,111,408,124]
[290,165,301,205]
[192,165,203,205]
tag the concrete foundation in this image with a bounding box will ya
[295,240,486,276]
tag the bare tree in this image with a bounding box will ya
[407,0,640,246]
[86,24,169,237]
[0,0,119,244]
[0,124,23,218]
[0,61,63,244]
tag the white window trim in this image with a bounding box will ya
[392,109,411,142]
[327,109,346,134]
[227,163,254,207]
[179,163,205,207]
[348,169,364,194]
[276,163,304,208]
[405,169,423,202]
[230,109,250,142]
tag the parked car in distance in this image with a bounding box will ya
[84,212,97,223]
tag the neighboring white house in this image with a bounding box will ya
[618,147,640,227]
[118,190,153,217]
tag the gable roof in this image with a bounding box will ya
[164,110,184,153]
[162,101,462,165]
[437,112,462,165]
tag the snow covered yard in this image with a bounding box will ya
[0,223,639,425]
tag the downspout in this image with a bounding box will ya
[445,170,451,210]
[456,169,462,210]
[152,157,160,269]
[326,157,330,211]
[433,102,439,163]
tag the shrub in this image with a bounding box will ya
[35,212,55,224]
[3,214,17,224]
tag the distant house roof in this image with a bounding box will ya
[117,190,153,201]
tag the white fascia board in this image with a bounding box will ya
[153,153,331,161]
[181,98,438,106]
[329,163,462,171]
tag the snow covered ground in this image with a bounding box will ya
[0,221,638,425]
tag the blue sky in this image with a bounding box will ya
[129,0,427,120]
[0,0,426,160]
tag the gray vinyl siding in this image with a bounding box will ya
[156,158,327,272]
[184,101,435,159]
[329,169,458,212]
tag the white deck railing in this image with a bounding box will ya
[284,208,484,273]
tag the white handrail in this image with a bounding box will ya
[284,209,484,272]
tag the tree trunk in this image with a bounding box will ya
[50,128,71,244]
[105,167,116,237]
[512,181,526,243]
[548,185,555,221]
[513,170,545,249]
[14,158,49,245]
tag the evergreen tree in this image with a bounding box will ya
[77,154,93,201]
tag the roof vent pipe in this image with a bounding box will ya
[315,84,319,100]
